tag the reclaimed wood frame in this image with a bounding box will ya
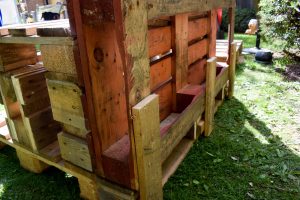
[66,0,236,198]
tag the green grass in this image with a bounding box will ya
[164,35,300,199]
[1,34,300,199]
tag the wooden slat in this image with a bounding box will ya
[132,94,163,200]
[0,44,37,72]
[208,9,217,57]
[8,27,37,37]
[102,135,131,188]
[58,132,93,171]
[22,107,60,151]
[0,36,74,45]
[187,58,206,85]
[147,0,236,20]
[188,39,208,65]
[228,42,237,98]
[148,26,172,58]
[161,85,205,162]
[172,13,189,99]
[0,134,95,183]
[188,17,208,42]
[150,57,172,91]
[12,69,49,105]
[40,45,77,75]
[204,57,216,136]
[155,83,173,121]
[47,79,87,130]
[227,7,235,64]
[162,138,193,186]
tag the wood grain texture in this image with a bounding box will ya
[208,9,217,57]
[147,0,236,20]
[22,108,61,151]
[171,14,189,113]
[161,84,205,162]
[188,17,209,42]
[58,132,93,171]
[204,57,216,136]
[0,44,37,72]
[47,79,87,130]
[227,7,235,64]
[40,45,77,75]
[187,58,207,85]
[228,42,237,98]
[188,38,208,65]
[12,69,49,105]
[16,149,49,173]
[148,26,172,58]
[132,94,163,200]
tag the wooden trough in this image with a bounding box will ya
[0,0,237,199]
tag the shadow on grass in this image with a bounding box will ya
[164,98,300,200]
[0,147,81,200]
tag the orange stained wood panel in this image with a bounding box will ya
[83,23,129,152]
[150,57,172,91]
[148,26,172,58]
[188,58,207,85]
[188,38,208,65]
[188,17,209,42]
[155,83,173,121]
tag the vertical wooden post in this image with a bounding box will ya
[205,57,217,137]
[171,14,189,111]
[208,9,217,57]
[78,177,99,200]
[132,94,163,200]
[228,42,237,98]
[227,7,235,65]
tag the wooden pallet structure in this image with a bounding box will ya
[0,0,238,199]
[216,39,243,62]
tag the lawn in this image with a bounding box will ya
[0,34,300,200]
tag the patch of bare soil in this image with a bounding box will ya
[283,64,300,81]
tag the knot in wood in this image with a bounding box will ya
[94,48,104,63]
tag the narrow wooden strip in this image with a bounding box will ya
[228,42,237,98]
[0,36,74,45]
[148,26,172,58]
[204,57,217,136]
[162,138,193,186]
[188,38,208,65]
[132,94,163,199]
[188,17,208,42]
[147,0,236,20]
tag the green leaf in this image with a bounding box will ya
[192,180,200,185]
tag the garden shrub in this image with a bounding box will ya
[221,8,257,33]
[259,0,300,49]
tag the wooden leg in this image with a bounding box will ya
[228,42,237,98]
[205,57,217,137]
[0,142,5,149]
[78,177,99,200]
[16,149,48,173]
[132,95,163,200]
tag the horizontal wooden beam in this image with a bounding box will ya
[147,0,236,20]
[0,36,74,45]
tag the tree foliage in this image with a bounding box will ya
[259,0,300,49]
